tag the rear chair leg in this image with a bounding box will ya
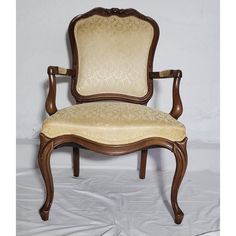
[139,149,148,179]
[73,147,80,177]
[171,138,188,224]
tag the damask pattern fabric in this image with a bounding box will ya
[74,15,154,97]
[42,102,186,144]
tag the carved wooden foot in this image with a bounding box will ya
[171,138,188,224]
[139,149,147,179]
[73,147,80,177]
[38,134,54,221]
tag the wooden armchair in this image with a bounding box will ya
[38,8,188,224]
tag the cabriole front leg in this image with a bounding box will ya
[38,134,54,221]
[171,138,188,224]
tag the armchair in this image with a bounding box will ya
[38,8,188,225]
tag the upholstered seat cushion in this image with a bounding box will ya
[41,102,186,144]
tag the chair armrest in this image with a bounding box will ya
[46,66,74,115]
[47,66,74,76]
[149,69,183,119]
[149,69,182,79]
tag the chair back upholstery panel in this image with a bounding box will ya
[69,8,159,103]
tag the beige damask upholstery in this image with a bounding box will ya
[74,15,154,97]
[42,102,186,145]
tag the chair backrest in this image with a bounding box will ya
[69,8,159,104]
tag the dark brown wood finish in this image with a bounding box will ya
[139,149,148,179]
[73,147,80,177]
[46,66,74,115]
[38,134,54,221]
[171,137,188,224]
[38,133,188,223]
[39,7,188,225]
[150,69,183,119]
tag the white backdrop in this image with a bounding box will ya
[16,0,219,171]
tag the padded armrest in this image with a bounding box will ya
[150,69,183,120]
[46,66,74,116]
[47,66,74,76]
[149,70,182,79]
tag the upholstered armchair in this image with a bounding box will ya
[38,8,188,224]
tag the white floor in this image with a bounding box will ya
[16,169,220,236]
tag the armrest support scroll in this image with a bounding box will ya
[45,66,74,116]
[149,69,183,119]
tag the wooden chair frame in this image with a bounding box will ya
[38,8,188,224]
